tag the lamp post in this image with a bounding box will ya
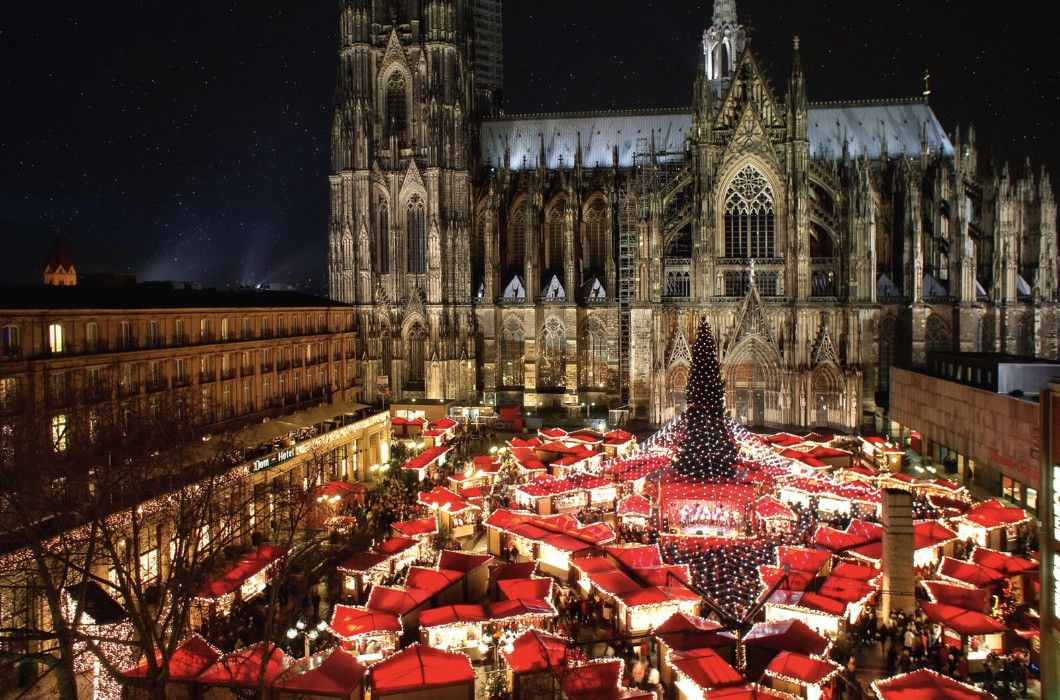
[286,619,327,659]
[478,629,516,670]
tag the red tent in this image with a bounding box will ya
[404,567,464,595]
[871,668,997,700]
[485,597,556,621]
[961,500,1030,529]
[375,537,420,557]
[918,601,1009,636]
[391,518,438,537]
[561,659,623,700]
[437,551,492,573]
[329,605,402,639]
[743,620,830,656]
[763,651,841,686]
[776,547,830,574]
[124,634,220,682]
[755,496,796,521]
[195,545,288,599]
[368,643,474,697]
[605,544,663,568]
[914,520,959,549]
[669,647,743,689]
[418,604,488,628]
[195,642,290,688]
[616,494,653,519]
[794,592,848,617]
[274,649,367,698]
[501,629,571,673]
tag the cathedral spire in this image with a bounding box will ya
[712,0,738,27]
[703,0,745,90]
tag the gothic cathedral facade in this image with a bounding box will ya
[327,0,1059,432]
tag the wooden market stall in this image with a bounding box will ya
[191,545,287,626]
[669,646,744,700]
[762,650,842,700]
[195,642,291,700]
[418,604,489,652]
[273,649,367,700]
[123,634,220,700]
[327,605,402,661]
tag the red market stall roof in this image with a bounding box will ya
[972,548,1039,575]
[404,567,464,595]
[587,570,644,596]
[195,545,288,599]
[817,576,877,604]
[918,601,1009,636]
[846,519,884,542]
[615,586,673,608]
[605,544,663,569]
[124,634,219,681]
[813,525,866,552]
[365,586,431,616]
[763,651,841,686]
[329,605,402,638]
[368,643,474,696]
[418,485,478,513]
[485,597,557,620]
[655,613,736,651]
[502,629,571,673]
[538,427,569,440]
[776,546,831,574]
[794,591,848,617]
[391,416,427,426]
[314,481,368,500]
[391,518,438,537]
[616,494,653,518]
[755,496,796,521]
[914,520,959,549]
[961,499,1030,528]
[604,429,636,445]
[670,646,743,689]
[497,577,553,600]
[830,561,880,582]
[767,433,806,447]
[922,581,990,612]
[572,556,620,576]
[402,445,453,472]
[743,620,830,656]
[375,536,421,557]
[759,565,816,593]
[562,659,624,700]
[634,564,691,587]
[568,429,605,444]
[438,550,492,573]
[491,560,538,581]
[274,649,367,697]
[418,604,489,628]
[337,551,390,574]
[938,557,1006,588]
[430,417,459,430]
[871,668,998,700]
[196,642,290,688]
[702,683,800,699]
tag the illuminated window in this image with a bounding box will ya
[499,318,525,387]
[583,199,608,275]
[48,323,65,354]
[539,319,566,388]
[378,200,390,273]
[407,195,426,274]
[51,414,68,453]
[580,318,610,388]
[385,72,408,143]
[508,206,528,275]
[1002,476,1020,502]
[1025,487,1037,513]
[546,201,565,273]
[85,322,99,352]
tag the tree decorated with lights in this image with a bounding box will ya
[673,318,739,480]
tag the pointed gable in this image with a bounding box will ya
[667,325,692,367]
[811,326,839,366]
[724,281,775,357]
[715,49,785,133]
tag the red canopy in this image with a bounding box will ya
[368,644,474,695]
[501,629,571,673]
[776,547,830,574]
[391,518,437,537]
[914,520,959,549]
[328,605,402,638]
[438,550,492,573]
[124,634,220,681]
[764,651,841,685]
[655,613,735,651]
[669,647,743,689]
[795,592,848,617]
[962,500,1030,529]
[755,496,796,521]
[274,649,366,696]
[491,560,537,581]
[616,494,653,518]
[872,668,997,700]
[918,601,1009,636]
[404,566,464,595]
[485,597,556,620]
[195,545,287,599]
[605,544,663,568]
[561,659,623,700]
[375,537,420,557]
[196,642,289,688]
[743,620,830,656]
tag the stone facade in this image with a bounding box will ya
[327,0,1059,432]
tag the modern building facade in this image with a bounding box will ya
[326,0,1059,432]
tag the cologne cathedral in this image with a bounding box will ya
[327,0,1058,432]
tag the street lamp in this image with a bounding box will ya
[478,629,516,669]
[287,619,327,659]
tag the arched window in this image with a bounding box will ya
[724,165,775,258]
[1017,317,1034,357]
[385,72,408,143]
[407,195,426,273]
[580,318,610,388]
[499,318,524,387]
[583,199,608,275]
[546,201,565,273]
[539,319,566,388]
[926,316,950,354]
[377,199,390,273]
[473,210,488,290]
[406,322,426,387]
[878,317,895,392]
[508,206,527,275]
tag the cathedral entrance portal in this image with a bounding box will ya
[724,336,781,428]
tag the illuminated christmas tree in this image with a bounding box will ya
[673,318,739,480]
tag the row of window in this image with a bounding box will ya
[498,318,612,389]
[1,315,352,359]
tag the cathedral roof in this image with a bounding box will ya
[481,100,953,171]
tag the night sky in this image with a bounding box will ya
[2,1,1057,291]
